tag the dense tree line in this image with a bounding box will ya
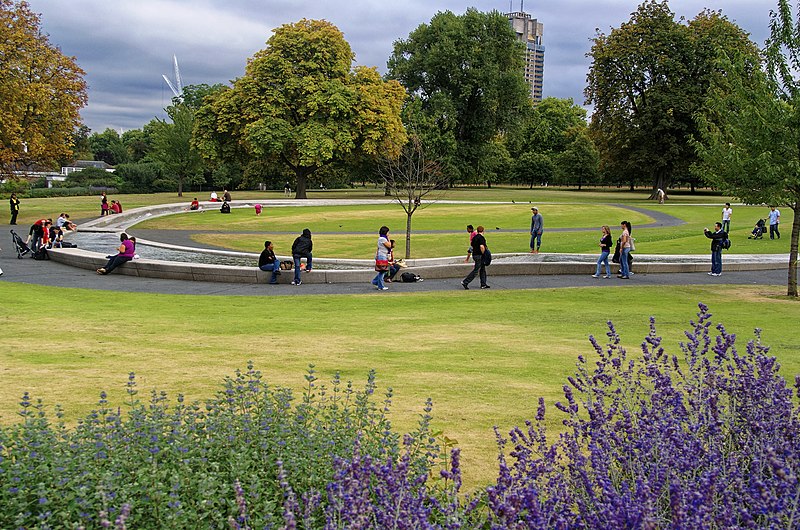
[6,0,780,203]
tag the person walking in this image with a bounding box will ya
[618,221,632,279]
[592,225,613,278]
[290,228,313,285]
[258,240,281,284]
[530,207,543,253]
[768,206,780,239]
[372,226,392,291]
[722,203,732,233]
[462,225,490,289]
[9,193,20,225]
[704,222,728,276]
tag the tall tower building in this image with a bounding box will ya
[507,9,544,102]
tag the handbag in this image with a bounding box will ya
[375,259,389,272]
[629,238,636,252]
[482,248,492,266]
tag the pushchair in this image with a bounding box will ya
[748,219,766,239]
[10,230,32,258]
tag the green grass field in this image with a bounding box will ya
[133,200,791,258]
[0,281,797,486]
[2,188,798,487]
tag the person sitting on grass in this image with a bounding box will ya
[96,233,136,275]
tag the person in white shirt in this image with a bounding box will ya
[721,203,732,233]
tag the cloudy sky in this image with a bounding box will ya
[27,0,774,134]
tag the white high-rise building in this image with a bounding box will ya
[507,10,544,102]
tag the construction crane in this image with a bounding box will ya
[162,55,183,100]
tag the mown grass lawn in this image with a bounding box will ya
[142,202,790,258]
[1,281,798,487]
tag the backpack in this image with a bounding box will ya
[33,247,50,260]
[482,248,492,266]
[401,272,423,283]
[220,202,231,214]
[721,238,731,250]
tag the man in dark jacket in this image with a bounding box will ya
[258,240,281,284]
[704,222,727,277]
[462,225,489,289]
[291,228,313,285]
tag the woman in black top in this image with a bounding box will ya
[593,225,613,278]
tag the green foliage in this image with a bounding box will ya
[114,162,166,193]
[695,0,800,296]
[65,166,119,187]
[0,365,440,528]
[89,128,129,166]
[194,19,406,198]
[150,103,205,196]
[388,8,531,183]
[586,1,761,193]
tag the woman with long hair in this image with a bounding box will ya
[372,226,392,291]
[592,225,613,278]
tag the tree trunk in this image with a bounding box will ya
[788,202,799,297]
[486,180,492,188]
[405,211,413,259]
[295,170,308,199]
[177,176,184,197]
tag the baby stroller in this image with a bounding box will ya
[10,230,32,258]
[748,219,766,239]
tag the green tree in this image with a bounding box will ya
[695,0,800,296]
[89,128,129,166]
[555,129,600,189]
[151,103,204,197]
[586,1,760,196]
[194,19,407,199]
[514,151,555,189]
[511,98,588,155]
[388,8,531,183]
[121,129,152,163]
[379,135,447,259]
[0,0,87,174]
[508,97,592,187]
[179,83,226,111]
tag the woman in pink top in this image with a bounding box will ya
[96,233,136,275]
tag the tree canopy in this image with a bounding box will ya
[0,0,87,174]
[388,8,531,183]
[585,1,760,194]
[150,103,205,197]
[194,19,407,198]
[694,0,800,296]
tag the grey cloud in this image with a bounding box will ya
[27,0,775,132]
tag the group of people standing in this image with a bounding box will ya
[592,221,634,279]
[100,192,123,215]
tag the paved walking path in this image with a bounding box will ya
[1,222,789,296]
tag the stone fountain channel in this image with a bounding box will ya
[49,200,788,283]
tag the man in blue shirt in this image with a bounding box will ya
[530,207,543,254]
[768,206,780,240]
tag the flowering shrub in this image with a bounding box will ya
[486,303,800,528]
[0,364,441,528]
[1,305,798,529]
